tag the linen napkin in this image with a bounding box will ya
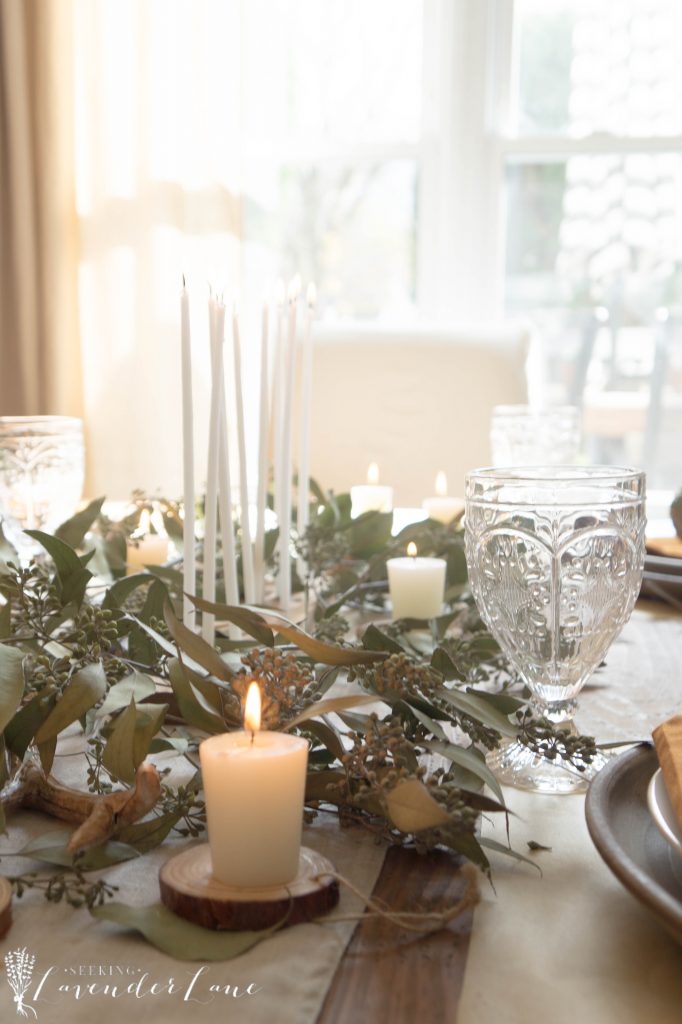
[652,714,682,828]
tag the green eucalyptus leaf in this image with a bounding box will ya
[18,831,139,870]
[116,811,183,853]
[102,699,167,783]
[24,531,92,604]
[188,595,274,646]
[98,670,156,716]
[167,658,225,734]
[302,718,347,762]
[37,737,57,774]
[305,768,346,802]
[103,573,156,610]
[55,497,105,549]
[5,693,57,759]
[422,738,504,803]
[35,662,107,744]
[479,836,541,872]
[384,778,451,832]
[272,624,387,666]
[0,643,25,734]
[431,646,465,681]
[90,901,279,960]
[0,597,12,638]
[164,604,233,681]
[361,624,404,654]
[437,687,517,737]
[349,511,394,559]
[139,578,171,625]
[283,694,378,732]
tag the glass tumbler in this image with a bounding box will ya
[490,405,581,467]
[464,466,646,793]
[0,417,85,554]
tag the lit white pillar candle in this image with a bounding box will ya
[199,683,309,888]
[422,471,464,525]
[351,463,394,517]
[387,542,446,620]
[180,280,196,627]
[126,509,169,575]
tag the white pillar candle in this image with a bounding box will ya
[126,509,169,575]
[422,471,464,525]
[387,542,446,620]
[199,683,309,888]
[180,281,196,627]
[351,463,394,517]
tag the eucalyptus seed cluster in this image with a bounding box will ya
[10,870,118,908]
[313,613,350,645]
[67,604,120,661]
[515,708,599,769]
[412,780,480,854]
[342,715,420,792]
[233,648,317,728]
[349,652,441,700]
[296,519,351,580]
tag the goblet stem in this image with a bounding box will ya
[529,697,578,727]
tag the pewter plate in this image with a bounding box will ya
[585,744,682,945]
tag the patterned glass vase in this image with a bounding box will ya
[465,466,646,794]
[0,417,85,558]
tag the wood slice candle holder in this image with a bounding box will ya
[159,844,339,931]
[0,877,13,938]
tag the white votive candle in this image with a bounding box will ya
[387,542,446,620]
[200,683,309,888]
[126,509,169,575]
[351,462,394,517]
[422,471,464,525]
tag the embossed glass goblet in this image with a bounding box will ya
[464,466,646,794]
[0,416,85,557]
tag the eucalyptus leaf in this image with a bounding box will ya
[98,669,156,716]
[164,604,233,681]
[305,769,346,802]
[55,497,105,549]
[0,643,25,734]
[35,662,107,744]
[140,578,171,625]
[437,687,517,737]
[479,836,542,872]
[422,738,505,804]
[167,658,225,734]
[283,694,379,731]
[272,624,387,666]
[116,811,183,853]
[361,624,404,654]
[102,700,167,783]
[188,595,274,646]
[90,901,279,960]
[302,718,347,762]
[24,530,92,606]
[5,693,57,759]
[18,831,139,870]
[103,573,157,610]
[0,597,11,638]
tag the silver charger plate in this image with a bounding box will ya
[585,744,682,945]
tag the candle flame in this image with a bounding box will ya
[367,462,379,485]
[307,282,317,308]
[150,509,166,535]
[436,471,448,497]
[244,682,261,733]
[275,279,286,305]
[139,508,151,535]
[407,542,418,558]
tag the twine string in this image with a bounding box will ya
[312,863,480,934]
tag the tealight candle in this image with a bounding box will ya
[126,509,169,575]
[200,683,309,888]
[387,542,446,620]
[422,471,464,525]
[351,462,394,517]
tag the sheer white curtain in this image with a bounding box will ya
[73,0,243,498]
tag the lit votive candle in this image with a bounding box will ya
[351,462,394,517]
[422,471,464,525]
[387,542,446,620]
[126,509,169,575]
[199,683,309,888]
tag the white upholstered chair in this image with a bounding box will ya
[307,323,530,506]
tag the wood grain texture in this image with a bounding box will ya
[318,847,474,1024]
[0,877,12,939]
[160,843,339,931]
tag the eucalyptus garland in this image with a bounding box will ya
[0,486,603,910]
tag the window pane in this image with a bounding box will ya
[242,159,418,319]
[513,0,682,137]
[505,154,682,486]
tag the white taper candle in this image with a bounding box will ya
[180,280,196,627]
[232,307,256,605]
[254,304,270,602]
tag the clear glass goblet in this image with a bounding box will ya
[0,416,85,559]
[490,405,581,467]
[464,466,646,794]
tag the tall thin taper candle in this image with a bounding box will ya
[202,295,221,643]
[181,280,196,628]
[296,283,316,575]
[272,281,286,559]
[232,307,256,605]
[254,304,269,602]
[278,276,300,609]
[213,301,240,625]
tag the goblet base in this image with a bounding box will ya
[486,739,610,795]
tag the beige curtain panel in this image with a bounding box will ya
[0,0,82,417]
